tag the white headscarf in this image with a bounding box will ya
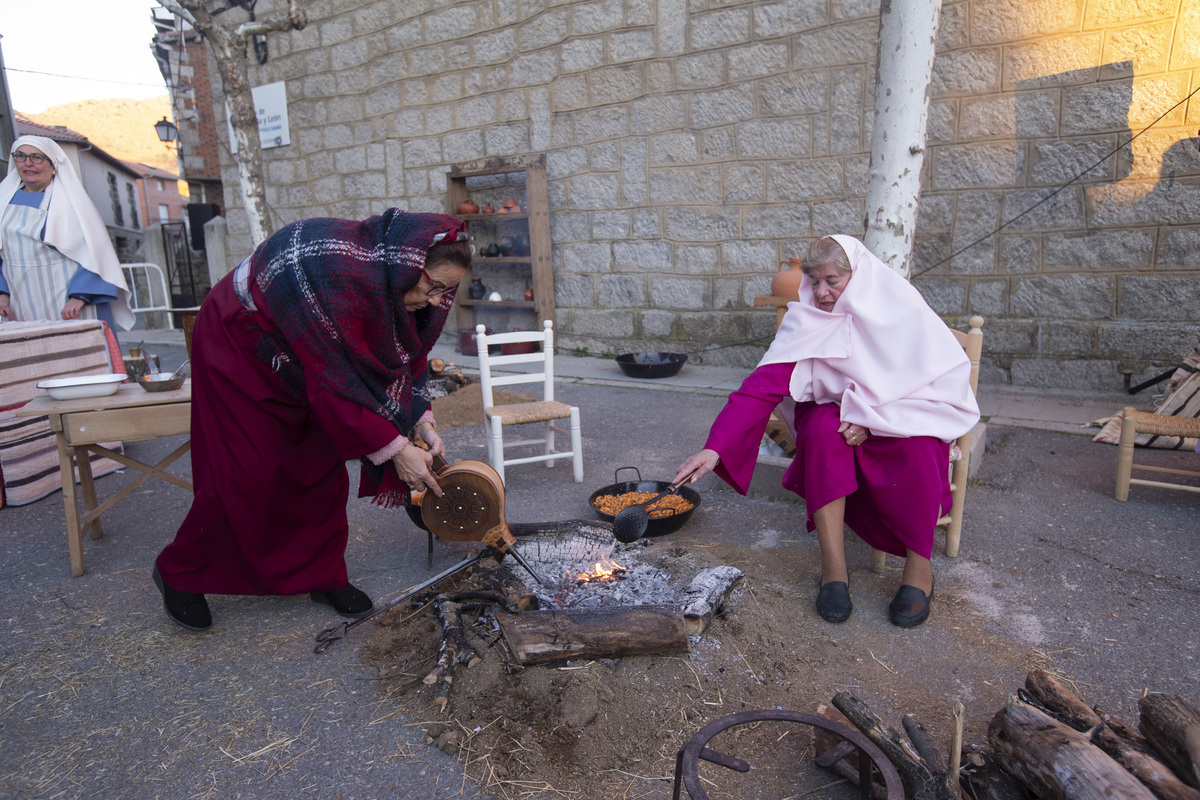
[758,234,979,441]
[1,135,135,329]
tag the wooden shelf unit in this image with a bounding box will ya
[446,155,553,335]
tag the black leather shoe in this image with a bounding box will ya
[311,583,374,618]
[153,566,212,631]
[816,581,852,623]
[888,582,934,628]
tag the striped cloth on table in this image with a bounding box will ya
[0,320,126,507]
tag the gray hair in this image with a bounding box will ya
[802,237,851,275]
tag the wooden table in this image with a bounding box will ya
[16,382,192,576]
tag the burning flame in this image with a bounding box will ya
[569,554,626,584]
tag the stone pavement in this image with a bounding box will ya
[2,328,1194,800]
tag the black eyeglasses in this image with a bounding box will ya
[12,151,49,165]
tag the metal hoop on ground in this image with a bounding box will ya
[672,709,905,800]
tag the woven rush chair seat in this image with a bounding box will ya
[1115,407,1200,501]
[486,400,575,426]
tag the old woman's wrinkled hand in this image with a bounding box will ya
[837,421,869,447]
[674,448,719,485]
[412,421,445,459]
[392,443,442,497]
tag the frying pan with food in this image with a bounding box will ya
[588,467,702,537]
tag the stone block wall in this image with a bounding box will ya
[208,0,1200,391]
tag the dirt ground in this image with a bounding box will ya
[345,381,1033,799]
[361,383,1039,799]
[359,538,1039,799]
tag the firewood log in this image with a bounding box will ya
[832,692,955,800]
[1023,671,1200,799]
[988,696,1155,799]
[1024,670,1102,731]
[812,703,893,799]
[1140,693,1200,789]
[463,558,537,611]
[423,595,480,688]
[681,566,743,636]
[495,605,689,666]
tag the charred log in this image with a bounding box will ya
[496,605,689,666]
[832,691,956,800]
[681,566,743,636]
[422,595,480,704]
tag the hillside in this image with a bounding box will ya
[23,95,180,175]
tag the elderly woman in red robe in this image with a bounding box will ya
[153,210,470,631]
[675,235,979,628]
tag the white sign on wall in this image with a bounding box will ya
[227,80,290,153]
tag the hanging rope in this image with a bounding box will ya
[910,83,1200,279]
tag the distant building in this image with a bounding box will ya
[151,8,224,212]
[124,160,189,228]
[15,117,144,262]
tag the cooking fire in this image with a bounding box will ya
[568,554,627,584]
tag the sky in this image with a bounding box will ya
[1,0,169,114]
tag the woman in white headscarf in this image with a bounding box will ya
[0,136,134,328]
[674,235,979,628]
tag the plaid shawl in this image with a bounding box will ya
[247,210,466,502]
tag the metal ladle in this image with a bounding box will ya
[612,468,697,544]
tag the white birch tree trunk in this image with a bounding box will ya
[156,0,307,246]
[863,0,942,279]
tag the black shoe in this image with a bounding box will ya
[152,566,212,631]
[889,582,934,628]
[311,583,374,618]
[816,581,853,623]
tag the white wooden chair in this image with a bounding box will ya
[871,315,984,572]
[475,321,583,485]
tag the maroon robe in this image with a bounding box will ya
[155,276,400,595]
[704,362,951,559]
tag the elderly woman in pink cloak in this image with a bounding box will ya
[675,235,979,628]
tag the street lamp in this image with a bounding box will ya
[154,116,178,144]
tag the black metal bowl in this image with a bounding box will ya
[588,467,701,537]
[615,352,688,379]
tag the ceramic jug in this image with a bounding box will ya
[457,198,479,215]
[468,277,487,299]
[772,257,805,298]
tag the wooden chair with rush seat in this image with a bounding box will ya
[475,321,583,485]
[1114,409,1200,501]
[755,304,985,569]
[871,315,984,571]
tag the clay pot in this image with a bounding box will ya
[480,202,495,214]
[468,277,487,299]
[772,257,806,298]
[457,198,479,215]
[500,199,520,213]
[523,287,534,301]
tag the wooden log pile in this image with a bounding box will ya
[810,673,1200,800]
[986,670,1200,800]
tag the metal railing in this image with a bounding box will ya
[121,262,175,330]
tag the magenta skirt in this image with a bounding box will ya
[705,363,950,558]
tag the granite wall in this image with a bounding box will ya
[205,0,1200,391]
